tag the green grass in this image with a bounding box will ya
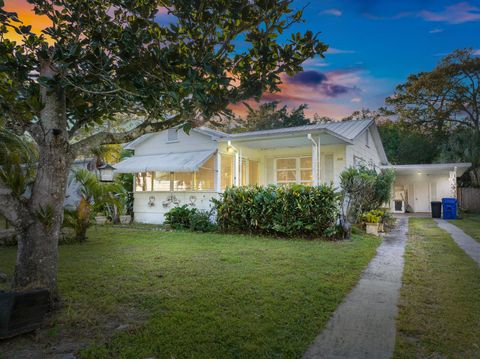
[394,218,480,359]
[0,226,381,359]
[451,213,480,243]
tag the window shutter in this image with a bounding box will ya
[167,128,178,142]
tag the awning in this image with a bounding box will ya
[113,149,216,173]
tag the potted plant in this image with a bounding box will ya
[362,210,383,236]
[95,211,108,225]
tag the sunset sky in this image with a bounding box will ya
[4,0,480,119]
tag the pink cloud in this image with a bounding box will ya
[419,2,480,24]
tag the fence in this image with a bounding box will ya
[457,187,480,212]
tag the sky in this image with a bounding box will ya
[4,0,480,119]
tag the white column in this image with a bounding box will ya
[311,142,319,186]
[215,151,221,193]
[234,151,240,186]
[317,135,321,184]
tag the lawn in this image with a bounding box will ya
[451,213,480,243]
[394,218,480,358]
[0,226,381,359]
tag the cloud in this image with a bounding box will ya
[419,2,480,24]
[287,71,327,87]
[351,97,362,103]
[302,58,330,68]
[326,48,355,55]
[320,8,342,17]
[474,49,480,55]
[429,28,444,34]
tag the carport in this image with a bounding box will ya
[383,163,471,213]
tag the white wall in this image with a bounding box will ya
[350,128,382,167]
[134,129,217,156]
[133,191,218,224]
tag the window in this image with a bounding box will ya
[276,157,312,185]
[173,172,193,191]
[300,157,312,185]
[167,128,178,142]
[276,158,297,184]
[153,172,171,191]
[221,154,234,190]
[135,172,152,192]
[249,160,259,185]
[195,156,215,191]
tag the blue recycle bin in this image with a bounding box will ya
[442,198,457,220]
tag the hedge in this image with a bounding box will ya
[212,184,340,238]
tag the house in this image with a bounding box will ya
[113,119,471,223]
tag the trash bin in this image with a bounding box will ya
[442,198,457,220]
[431,201,442,218]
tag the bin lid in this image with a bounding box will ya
[442,198,457,203]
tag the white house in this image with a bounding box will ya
[113,119,470,223]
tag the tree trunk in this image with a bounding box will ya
[12,60,70,309]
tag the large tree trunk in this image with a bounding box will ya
[12,60,71,308]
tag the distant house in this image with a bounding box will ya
[113,119,470,223]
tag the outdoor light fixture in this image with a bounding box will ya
[98,164,115,182]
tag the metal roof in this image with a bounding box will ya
[216,119,374,141]
[123,119,375,150]
[113,149,216,173]
[382,162,471,176]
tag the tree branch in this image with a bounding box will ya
[70,114,184,156]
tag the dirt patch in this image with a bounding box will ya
[0,305,148,359]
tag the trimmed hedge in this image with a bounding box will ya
[212,184,340,238]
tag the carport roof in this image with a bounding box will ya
[382,163,471,176]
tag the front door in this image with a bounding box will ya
[414,182,430,212]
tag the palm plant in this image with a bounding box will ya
[63,169,123,242]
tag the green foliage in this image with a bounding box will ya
[63,169,124,241]
[212,184,339,238]
[361,209,384,224]
[340,166,395,224]
[0,128,38,197]
[385,48,480,183]
[232,101,311,132]
[189,210,217,233]
[0,0,326,141]
[377,120,441,165]
[164,205,195,230]
[164,205,215,232]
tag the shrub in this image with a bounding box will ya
[189,211,217,232]
[164,205,195,230]
[164,205,216,232]
[340,165,395,224]
[212,184,339,238]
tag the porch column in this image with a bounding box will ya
[317,135,321,184]
[311,143,318,186]
[449,167,457,198]
[234,151,240,186]
[215,151,221,192]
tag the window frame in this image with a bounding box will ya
[274,156,312,185]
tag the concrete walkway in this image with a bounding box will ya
[302,218,408,359]
[435,219,480,266]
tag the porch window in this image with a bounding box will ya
[276,156,312,185]
[221,154,234,190]
[195,156,215,191]
[135,155,216,192]
[249,160,259,185]
[136,172,153,191]
[153,172,172,191]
